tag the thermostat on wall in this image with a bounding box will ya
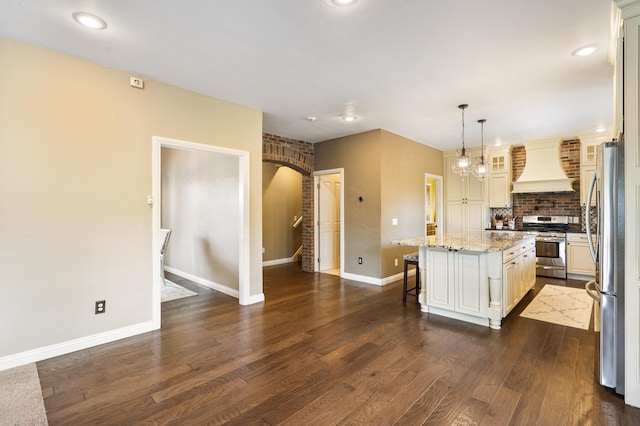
[130,76,144,89]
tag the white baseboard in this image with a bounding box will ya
[165,266,239,299]
[242,293,265,305]
[382,269,416,286]
[339,269,415,286]
[567,273,594,282]
[0,321,157,372]
[262,256,298,267]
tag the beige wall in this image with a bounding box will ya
[262,163,303,262]
[315,130,383,277]
[0,37,263,360]
[315,129,443,280]
[380,130,443,278]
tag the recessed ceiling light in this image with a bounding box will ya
[305,116,317,122]
[342,115,357,122]
[595,127,606,133]
[572,45,597,57]
[72,12,107,30]
[331,0,358,6]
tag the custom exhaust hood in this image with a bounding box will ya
[512,138,574,193]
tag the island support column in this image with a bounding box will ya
[487,251,503,329]
[418,246,429,312]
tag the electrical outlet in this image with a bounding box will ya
[95,300,106,314]
[358,257,363,264]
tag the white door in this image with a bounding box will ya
[318,173,341,271]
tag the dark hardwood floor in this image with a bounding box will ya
[38,264,640,425]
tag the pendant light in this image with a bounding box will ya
[451,104,471,178]
[472,118,488,181]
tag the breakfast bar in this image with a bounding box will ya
[393,231,536,329]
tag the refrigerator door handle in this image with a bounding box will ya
[586,171,598,263]
[585,280,601,303]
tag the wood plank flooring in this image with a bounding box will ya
[37,264,640,425]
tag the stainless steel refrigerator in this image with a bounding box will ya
[585,140,625,395]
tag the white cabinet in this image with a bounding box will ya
[488,146,512,208]
[444,152,488,235]
[502,239,536,316]
[426,248,488,318]
[579,135,609,206]
[567,233,596,277]
[446,200,486,235]
[580,164,596,206]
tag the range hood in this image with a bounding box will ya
[512,138,574,193]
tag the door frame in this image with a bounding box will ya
[313,168,344,274]
[425,173,444,237]
[151,136,251,328]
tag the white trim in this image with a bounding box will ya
[152,136,251,316]
[313,168,345,275]
[340,271,383,285]
[245,293,265,305]
[0,321,156,372]
[382,268,416,286]
[425,173,444,237]
[339,269,415,286]
[263,257,298,267]
[164,266,239,299]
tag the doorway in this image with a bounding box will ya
[425,173,444,237]
[314,169,344,275]
[151,136,251,328]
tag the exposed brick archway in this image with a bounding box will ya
[263,133,314,272]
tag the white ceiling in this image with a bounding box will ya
[0,0,616,151]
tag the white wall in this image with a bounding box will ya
[161,148,240,289]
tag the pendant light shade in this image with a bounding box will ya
[472,119,488,181]
[451,104,471,178]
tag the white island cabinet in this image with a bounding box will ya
[393,231,536,329]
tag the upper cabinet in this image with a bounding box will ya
[488,146,512,208]
[445,152,485,202]
[579,135,610,206]
[444,149,488,235]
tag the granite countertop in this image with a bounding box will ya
[392,231,536,253]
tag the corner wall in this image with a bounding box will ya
[315,130,383,277]
[0,37,263,365]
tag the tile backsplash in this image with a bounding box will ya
[582,205,596,232]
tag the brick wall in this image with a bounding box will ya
[263,133,315,272]
[511,139,581,228]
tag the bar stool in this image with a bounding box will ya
[403,252,420,304]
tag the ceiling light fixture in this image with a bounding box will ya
[595,127,606,133]
[472,119,488,181]
[342,115,357,122]
[451,104,471,179]
[572,45,597,56]
[72,12,107,30]
[331,0,358,6]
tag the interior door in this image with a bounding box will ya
[319,173,341,270]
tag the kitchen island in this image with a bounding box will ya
[393,231,536,329]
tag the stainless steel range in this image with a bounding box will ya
[522,215,568,279]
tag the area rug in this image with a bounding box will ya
[0,363,48,425]
[520,285,593,330]
[161,280,197,302]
